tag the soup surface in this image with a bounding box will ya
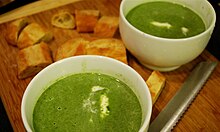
[126,1,206,38]
[33,73,142,132]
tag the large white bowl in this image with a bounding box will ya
[21,55,152,132]
[119,0,216,71]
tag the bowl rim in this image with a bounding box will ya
[21,55,152,132]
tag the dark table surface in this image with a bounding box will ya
[0,0,220,131]
[207,0,220,60]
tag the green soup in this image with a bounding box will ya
[33,73,142,132]
[126,1,206,38]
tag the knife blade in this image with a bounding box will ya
[148,61,218,132]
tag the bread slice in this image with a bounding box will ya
[94,16,119,38]
[51,11,75,29]
[55,37,89,61]
[17,42,53,79]
[17,23,53,49]
[75,9,100,32]
[146,71,166,104]
[5,17,29,46]
[85,38,127,64]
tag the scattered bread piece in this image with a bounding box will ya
[85,38,127,64]
[94,16,119,38]
[17,23,53,49]
[146,71,166,104]
[5,17,29,46]
[51,11,76,29]
[55,37,89,61]
[75,9,100,32]
[17,42,53,79]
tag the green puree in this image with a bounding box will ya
[126,2,206,38]
[33,73,142,132]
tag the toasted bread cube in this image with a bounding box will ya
[146,71,166,104]
[94,16,119,38]
[55,37,89,61]
[75,10,100,32]
[85,38,127,64]
[17,42,53,79]
[17,23,53,49]
[51,11,76,29]
[5,17,29,46]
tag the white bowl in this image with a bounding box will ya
[21,55,152,132]
[119,0,216,71]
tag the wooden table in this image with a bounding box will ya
[0,0,220,131]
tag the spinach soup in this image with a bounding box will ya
[33,73,142,132]
[126,1,206,39]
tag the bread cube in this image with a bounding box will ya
[75,10,100,32]
[85,38,127,64]
[17,23,53,49]
[17,42,53,79]
[55,37,89,61]
[51,11,76,29]
[5,17,29,46]
[94,16,119,38]
[146,71,166,104]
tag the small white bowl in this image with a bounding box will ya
[119,0,216,71]
[21,55,152,132]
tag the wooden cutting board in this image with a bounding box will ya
[0,0,220,131]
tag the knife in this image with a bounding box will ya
[148,61,218,132]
